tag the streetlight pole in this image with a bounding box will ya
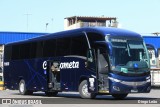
[24,13,32,32]
[51,18,54,32]
[45,23,49,32]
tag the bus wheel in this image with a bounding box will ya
[112,94,128,100]
[19,79,32,95]
[45,91,58,96]
[79,80,96,99]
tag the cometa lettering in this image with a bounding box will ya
[60,61,79,69]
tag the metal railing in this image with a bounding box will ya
[77,22,106,27]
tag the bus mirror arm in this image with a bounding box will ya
[85,62,88,68]
[88,57,93,62]
[105,64,108,68]
[85,57,94,68]
[149,53,152,59]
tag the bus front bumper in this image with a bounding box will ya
[108,76,151,94]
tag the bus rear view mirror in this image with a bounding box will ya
[87,49,95,63]
[86,49,96,69]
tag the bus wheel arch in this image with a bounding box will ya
[79,80,96,99]
[19,79,33,95]
[79,76,88,85]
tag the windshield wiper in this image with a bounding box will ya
[127,42,131,57]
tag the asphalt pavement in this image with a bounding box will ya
[0,88,160,107]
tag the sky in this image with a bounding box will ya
[0,0,160,35]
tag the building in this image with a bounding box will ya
[64,16,118,30]
[0,32,47,68]
[0,31,47,82]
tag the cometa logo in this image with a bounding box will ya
[60,61,79,69]
[42,61,79,70]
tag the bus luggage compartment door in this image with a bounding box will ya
[47,61,61,91]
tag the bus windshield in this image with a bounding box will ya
[111,40,149,74]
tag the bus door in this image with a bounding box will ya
[47,60,61,91]
[87,47,109,93]
[97,47,109,93]
[86,49,98,93]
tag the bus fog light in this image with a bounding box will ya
[113,86,120,91]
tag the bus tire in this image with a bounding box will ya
[79,80,96,99]
[45,91,58,96]
[27,90,33,95]
[112,94,128,100]
[19,79,32,95]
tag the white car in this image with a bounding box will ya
[151,68,160,86]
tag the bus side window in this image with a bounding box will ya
[97,46,110,74]
[36,42,43,58]
[4,45,12,61]
[30,42,37,58]
[98,53,109,74]
[71,35,88,57]
[43,39,56,57]
[12,45,20,60]
[56,37,71,56]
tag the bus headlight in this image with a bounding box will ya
[108,77,121,82]
[146,76,150,80]
[146,79,151,83]
[146,76,151,82]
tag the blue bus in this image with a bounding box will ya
[3,27,151,99]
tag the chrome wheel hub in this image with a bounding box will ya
[82,84,90,96]
[20,83,24,92]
